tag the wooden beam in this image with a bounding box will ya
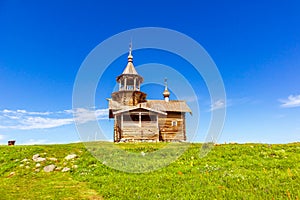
[124,78,127,90]
[139,112,141,127]
[121,114,123,129]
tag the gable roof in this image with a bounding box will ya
[108,99,192,115]
[146,100,192,114]
[113,106,167,115]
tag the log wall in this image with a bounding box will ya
[114,112,186,142]
[159,112,186,141]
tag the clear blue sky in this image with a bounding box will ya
[0,0,300,144]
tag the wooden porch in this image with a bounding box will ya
[113,108,164,142]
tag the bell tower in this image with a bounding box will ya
[111,43,147,106]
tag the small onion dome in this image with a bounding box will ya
[128,51,133,62]
[163,78,170,100]
[163,78,170,102]
[128,42,133,62]
[163,88,170,98]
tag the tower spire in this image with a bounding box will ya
[163,77,170,102]
[128,41,133,62]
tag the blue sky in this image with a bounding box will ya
[0,0,300,144]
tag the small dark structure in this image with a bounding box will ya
[8,140,16,146]
[107,45,192,142]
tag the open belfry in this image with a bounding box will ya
[107,44,192,142]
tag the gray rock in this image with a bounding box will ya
[7,172,15,178]
[48,157,58,162]
[72,165,78,169]
[21,158,28,162]
[35,163,41,168]
[43,164,56,172]
[62,167,70,172]
[32,154,40,160]
[65,154,77,160]
[34,157,46,162]
[32,154,46,162]
[55,167,62,171]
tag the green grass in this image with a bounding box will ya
[1,142,300,199]
[0,143,102,199]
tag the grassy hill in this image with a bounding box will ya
[1,142,299,199]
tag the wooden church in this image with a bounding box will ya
[107,46,192,142]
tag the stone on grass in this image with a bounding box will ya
[43,164,56,172]
[62,167,71,172]
[35,163,41,168]
[48,157,58,162]
[21,158,28,162]
[34,157,46,162]
[32,154,40,160]
[65,154,77,160]
[55,167,62,171]
[7,172,15,178]
[72,165,78,169]
[32,154,46,162]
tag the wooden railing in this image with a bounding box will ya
[123,121,157,127]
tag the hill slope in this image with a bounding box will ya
[1,142,299,199]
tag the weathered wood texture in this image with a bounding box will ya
[159,112,186,141]
[114,112,186,142]
[109,49,191,142]
[115,126,159,142]
[111,91,147,106]
[8,140,16,146]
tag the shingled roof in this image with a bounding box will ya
[122,60,138,75]
[108,99,192,115]
[113,106,167,115]
[146,100,192,114]
[116,46,143,82]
